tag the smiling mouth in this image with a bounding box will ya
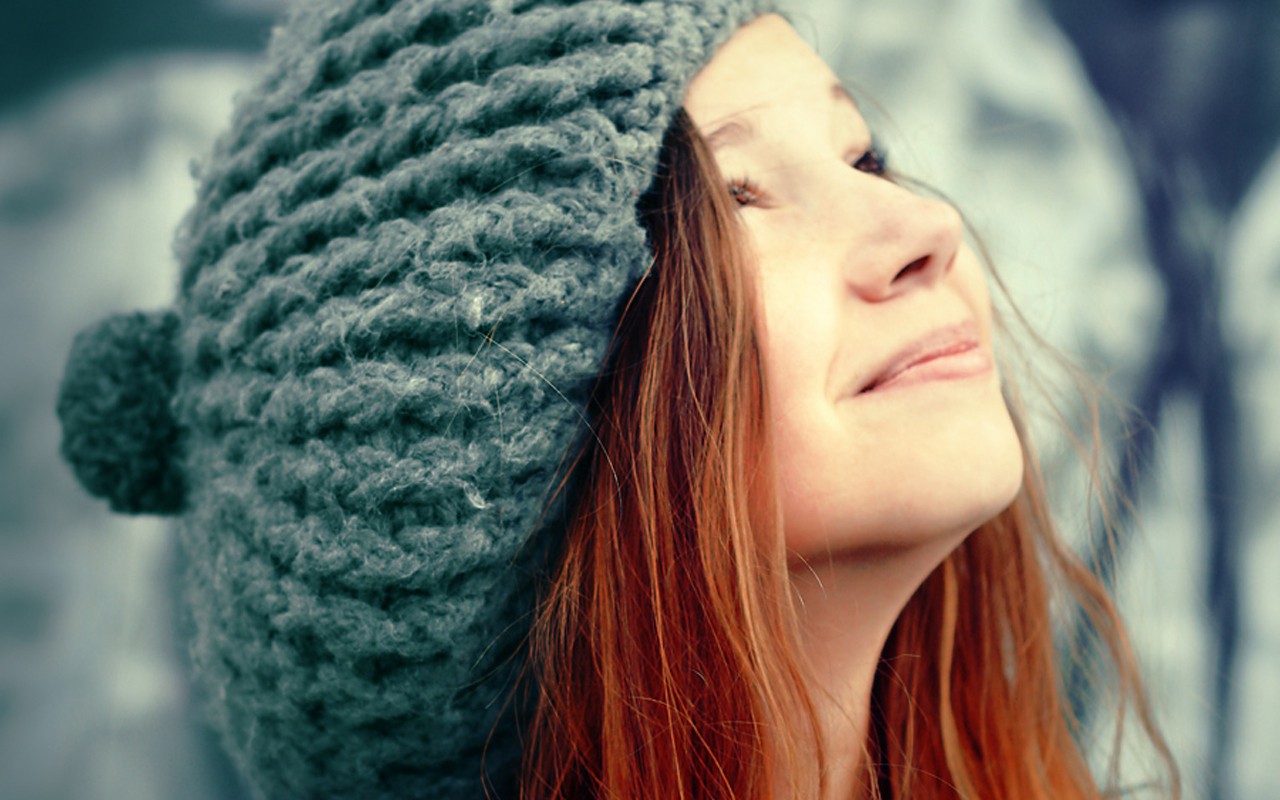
[857,325,992,395]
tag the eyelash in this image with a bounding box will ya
[726,145,891,208]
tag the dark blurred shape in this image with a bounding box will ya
[1,0,279,114]
[1041,3,1280,799]
[1048,0,1280,207]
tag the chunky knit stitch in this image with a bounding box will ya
[56,0,770,796]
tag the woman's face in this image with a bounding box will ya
[684,14,1024,559]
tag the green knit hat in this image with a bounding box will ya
[55,0,771,796]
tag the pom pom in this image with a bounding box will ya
[56,309,185,515]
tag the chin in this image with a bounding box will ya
[777,389,1026,559]
[938,428,1025,539]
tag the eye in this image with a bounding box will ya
[727,174,765,207]
[853,144,889,177]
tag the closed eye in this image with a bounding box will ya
[853,144,889,178]
[727,174,765,207]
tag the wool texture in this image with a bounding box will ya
[55,0,771,796]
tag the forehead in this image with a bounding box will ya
[682,13,844,132]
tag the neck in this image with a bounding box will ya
[786,536,964,800]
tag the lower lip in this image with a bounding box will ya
[864,347,992,394]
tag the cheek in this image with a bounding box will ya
[771,381,1024,556]
[754,264,839,411]
[752,268,853,544]
[758,247,1023,556]
[769,404,866,553]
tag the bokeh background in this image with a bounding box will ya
[2,0,1276,797]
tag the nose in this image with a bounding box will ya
[833,178,963,302]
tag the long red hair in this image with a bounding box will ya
[509,109,1179,799]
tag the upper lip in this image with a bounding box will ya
[855,321,981,394]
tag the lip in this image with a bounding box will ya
[853,321,990,395]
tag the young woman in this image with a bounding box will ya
[519,13,1177,800]
[54,2,1176,798]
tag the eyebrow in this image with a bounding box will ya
[703,82,861,153]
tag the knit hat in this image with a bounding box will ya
[55,0,771,796]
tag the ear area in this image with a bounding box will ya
[56,308,186,516]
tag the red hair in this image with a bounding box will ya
[511,109,1179,799]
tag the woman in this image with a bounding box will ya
[55,1,1176,797]
[521,14,1174,798]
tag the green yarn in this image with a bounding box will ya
[57,309,186,515]
[56,0,771,796]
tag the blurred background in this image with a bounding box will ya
[1,0,1276,797]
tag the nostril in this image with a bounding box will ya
[893,256,929,282]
